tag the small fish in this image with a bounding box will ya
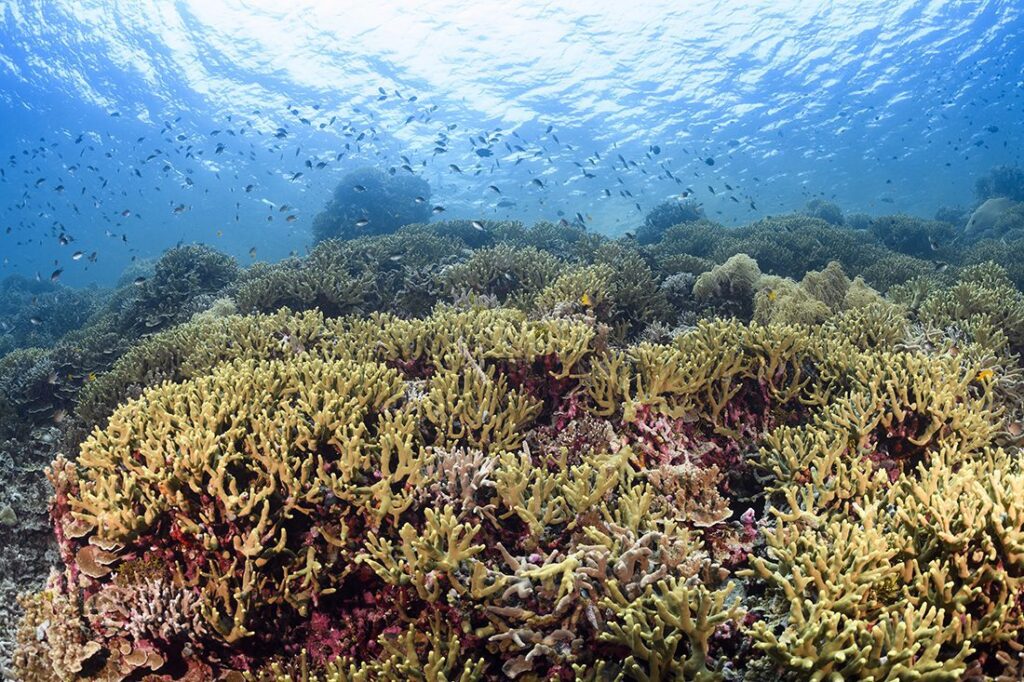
[71,251,84,260]
[50,269,63,282]
[414,196,426,203]
[52,408,67,424]
[580,292,593,307]
[928,235,940,251]
[449,164,463,173]
[976,368,994,382]
[471,220,485,231]
[704,157,715,166]
[286,215,297,223]
[248,246,258,258]
[29,316,42,325]
[530,178,544,188]
[488,185,501,194]
[133,276,147,286]
[389,255,403,262]
[934,261,949,272]
[86,372,96,382]
[432,205,445,214]
[355,217,370,228]
[475,148,492,157]
[766,289,777,302]
[353,184,366,192]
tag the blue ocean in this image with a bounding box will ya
[2,2,1024,680]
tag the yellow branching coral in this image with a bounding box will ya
[23,266,1024,681]
[601,577,738,682]
[420,364,541,453]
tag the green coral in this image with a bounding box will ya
[440,244,562,304]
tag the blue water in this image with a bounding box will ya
[0,0,1021,286]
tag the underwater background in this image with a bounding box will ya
[1,0,1022,286]
[3,1,1024,680]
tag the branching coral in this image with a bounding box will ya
[14,228,1024,681]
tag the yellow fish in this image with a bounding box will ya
[976,368,994,382]
[766,289,777,302]
[580,293,593,307]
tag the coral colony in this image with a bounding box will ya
[7,168,1024,679]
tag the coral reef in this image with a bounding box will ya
[311,168,432,242]
[0,276,108,357]
[800,199,844,226]
[10,200,1024,679]
[111,245,239,336]
[868,213,957,259]
[636,199,706,245]
[975,164,1024,203]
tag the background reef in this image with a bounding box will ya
[5,169,1024,679]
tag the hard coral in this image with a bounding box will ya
[15,242,1024,681]
[311,167,432,242]
[637,199,706,245]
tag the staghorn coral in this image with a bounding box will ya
[710,214,885,280]
[868,213,957,259]
[0,276,108,356]
[19,306,786,679]
[902,261,1024,355]
[439,244,562,305]
[857,251,938,292]
[113,245,239,336]
[16,221,1024,681]
[753,261,889,327]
